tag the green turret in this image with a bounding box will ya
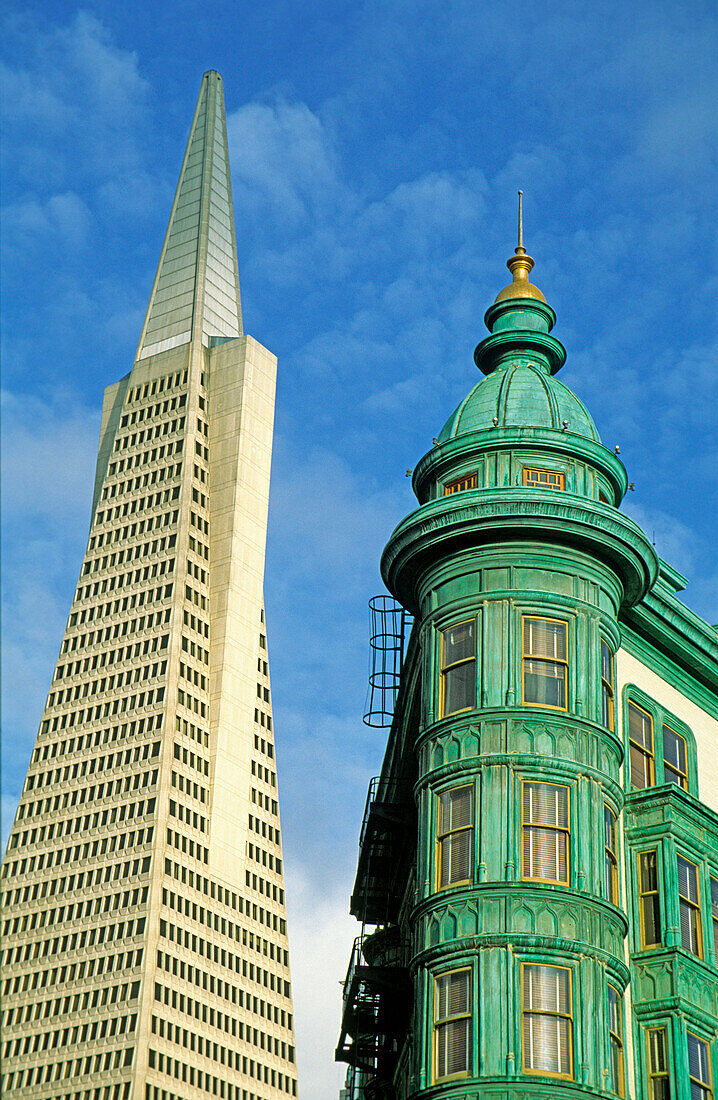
[337,198,718,1100]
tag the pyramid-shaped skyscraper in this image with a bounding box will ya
[2,71,298,1100]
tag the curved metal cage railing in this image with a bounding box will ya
[362,595,410,727]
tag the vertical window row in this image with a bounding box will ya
[638,850,662,949]
[601,640,615,731]
[607,985,625,1097]
[604,804,619,905]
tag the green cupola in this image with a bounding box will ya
[438,201,600,443]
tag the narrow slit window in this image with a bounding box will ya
[663,726,688,790]
[647,1027,670,1100]
[522,617,568,710]
[434,969,471,1081]
[522,782,569,885]
[444,472,478,495]
[688,1032,713,1100]
[607,986,625,1097]
[711,877,718,961]
[523,467,565,490]
[440,621,476,717]
[437,785,474,889]
[601,641,615,731]
[677,855,702,958]
[628,702,654,789]
[604,804,619,906]
[522,964,573,1078]
[638,850,662,948]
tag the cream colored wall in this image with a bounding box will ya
[617,648,718,810]
[208,335,277,881]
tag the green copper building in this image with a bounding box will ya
[336,216,718,1100]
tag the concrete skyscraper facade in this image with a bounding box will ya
[2,72,298,1100]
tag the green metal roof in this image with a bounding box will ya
[135,71,243,361]
[438,361,601,443]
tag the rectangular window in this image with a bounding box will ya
[522,782,569,885]
[601,641,615,731]
[647,1027,670,1100]
[434,969,471,1081]
[711,877,718,961]
[638,850,662,948]
[444,472,478,495]
[437,786,474,889]
[523,467,566,490]
[663,726,688,790]
[441,621,476,717]
[522,617,568,710]
[688,1032,713,1100]
[604,804,619,905]
[629,702,654,789]
[607,986,625,1097]
[522,964,573,1077]
[677,856,702,958]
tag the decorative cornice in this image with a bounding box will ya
[382,490,658,615]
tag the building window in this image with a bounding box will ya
[711,877,718,961]
[437,785,474,889]
[647,1027,670,1100]
[522,782,569,885]
[522,964,573,1078]
[601,641,615,731]
[440,621,476,717]
[628,702,654,789]
[434,969,471,1081]
[604,804,619,905]
[444,472,477,495]
[607,986,625,1097]
[638,850,662,948]
[522,617,568,710]
[688,1033,713,1100]
[677,856,702,958]
[523,467,566,490]
[663,727,688,790]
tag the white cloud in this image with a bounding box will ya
[3,190,93,252]
[284,868,359,1100]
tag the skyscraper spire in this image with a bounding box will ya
[136,71,243,361]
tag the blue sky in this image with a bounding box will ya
[2,2,717,1095]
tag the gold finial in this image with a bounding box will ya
[494,190,546,303]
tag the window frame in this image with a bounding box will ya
[623,686,696,795]
[444,471,478,496]
[520,962,574,1080]
[646,1026,671,1100]
[607,984,625,1097]
[628,700,655,790]
[439,619,477,719]
[663,725,688,791]
[677,854,703,959]
[433,966,472,1083]
[601,639,615,732]
[710,876,718,964]
[638,849,663,950]
[522,466,566,491]
[604,803,619,906]
[521,780,571,887]
[436,783,474,891]
[687,1030,714,1100]
[521,615,569,712]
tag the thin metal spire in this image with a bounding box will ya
[517,189,524,251]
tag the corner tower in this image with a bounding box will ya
[338,200,718,1099]
[2,72,298,1100]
